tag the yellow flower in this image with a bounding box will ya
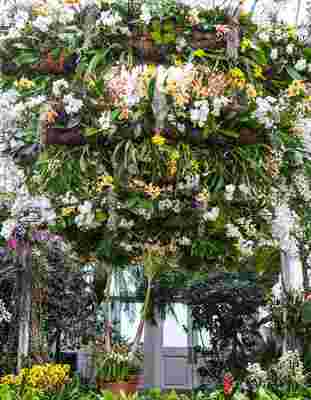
[175,57,183,66]
[241,38,251,52]
[152,134,166,146]
[144,183,161,199]
[32,6,49,16]
[46,110,58,124]
[14,77,35,90]
[253,65,265,80]
[167,159,177,176]
[191,160,200,173]
[96,175,114,192]
[62,207,76,217]
[229,68,245,80]
[228,68,246,89]
[246,84,257,98]
[288,80,305,97]
[287,25,297,39]
[170,150,180,160]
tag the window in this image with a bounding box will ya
[163,304,188,347]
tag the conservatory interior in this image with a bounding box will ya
[1,0,311,399]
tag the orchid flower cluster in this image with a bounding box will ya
[1,0,311,270]
[0,298,12,324]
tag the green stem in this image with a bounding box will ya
[141,278,153,321]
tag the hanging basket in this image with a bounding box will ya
[191,28,225,50]
[42,126,87,146]
[32,288,48,304]
[129,32,162,62]
[238,128,258,145]
[32,49,77,74]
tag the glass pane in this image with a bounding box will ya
[111,266,143,297]
[197,328,211,349]
[120,303,144,343]
[163,304,188,347]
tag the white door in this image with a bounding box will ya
[160,304,194,390]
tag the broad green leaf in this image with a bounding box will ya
[218,129,239,138]
[193,49,207,58]
[286,66,304,80]
[84,127,99,136]
[111,110,120,120]
[302,301,311,323]
[303,48,311,61]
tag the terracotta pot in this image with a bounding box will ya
[42,126,87,146]
[96,375,141,394]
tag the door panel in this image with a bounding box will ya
[161,348,192,389]
[161,304,193,389]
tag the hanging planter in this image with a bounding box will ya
[191,27,226,50]
[238,128,259,145]
[32,49,78,75]
[42,126,87,146]
[129,32,162,62]
[40,108,87,146]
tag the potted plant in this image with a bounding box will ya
[95,339,143,394]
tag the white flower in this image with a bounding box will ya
[238,183,250,196]
[178,236,191,246]
[190,101,209,127]
[203,207,220,222]
[224,184,235,201]
[52,79,69,97]
[32,16,53,32]
[271,48,278,60]
[98,111,111,130]
[158,199,173,211]
[295,59,307,72]
[212,96,228,117]
[286,44,294,55]
[63,94,83,114]
[0,219,16,240]
[226,223,240,239]
[58,8,75,24]
[97,10,122,28]
[140,4,152,24]
[78,201,93,215]
[0,299,11,323]
[258,31,270,42]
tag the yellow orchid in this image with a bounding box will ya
[288,80,305,97]
[246,84,257,98]
[152,134,166,146]
[241,38,251,52]
[62,207,76,217]
[253,65,265,80]
[14,77,35,90]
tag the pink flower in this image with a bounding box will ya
[216,25,228,33]
[7,238,17,249]
[304,292,311,301]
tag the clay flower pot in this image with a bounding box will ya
[96,375,141,394]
